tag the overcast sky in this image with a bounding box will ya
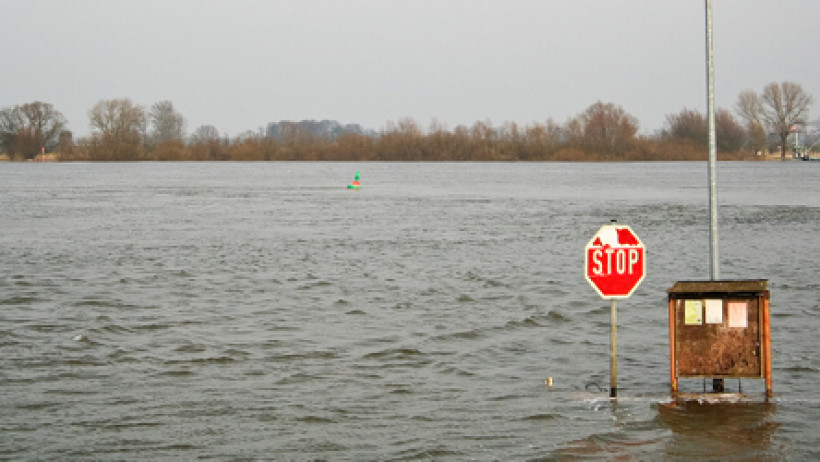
[2,0,819,138]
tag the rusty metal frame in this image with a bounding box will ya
[762,294,772,397]
[669,297,678,393]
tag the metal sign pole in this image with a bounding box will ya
[610,298,618,398]
[706,0,719,280]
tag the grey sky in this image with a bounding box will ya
[2,0,818,138]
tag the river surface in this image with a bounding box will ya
[1,161,818,460]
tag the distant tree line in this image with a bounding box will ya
[1,82,814,162]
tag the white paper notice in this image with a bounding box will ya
[705,299,723,324]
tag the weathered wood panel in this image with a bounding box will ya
[674,297,761,377]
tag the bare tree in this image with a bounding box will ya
[0,107,23,158]
[521,119,563,161]
[735,82,814,158]
[149,100,185,144]
[761,82,813,157]
[734,90,761,124]
[189,124,223,160]
[0,101,67,160]
[665,107,745,152]
[664,108,706,144]
[88,98,146,160]
[192,124,219,141]
[578,101,638,158]
[715,109,746,153]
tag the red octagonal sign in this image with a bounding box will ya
[585,224,646,299]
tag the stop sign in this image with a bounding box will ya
[585,224,646,299]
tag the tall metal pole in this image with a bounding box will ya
[610,299,618,398]
[706,0,719,280]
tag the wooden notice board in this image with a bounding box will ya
[667,280,772,396]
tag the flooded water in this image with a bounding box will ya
[1,161,818,460]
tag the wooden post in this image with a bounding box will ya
[669,297,677,393]
[762,294,773,398]
[610,299,618,398]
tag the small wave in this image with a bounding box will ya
[1,295,41,305]
[567,300,588,310]
[345,309,366,315]
[545,311,571,323]
[504,316,542,329]
[158,369,194,377]
[223,348,250,358]
[132,323,172,332]
[28,323,68,334]
[168,269,195,278]
[463,270,482,281]
[296,415,336,424]
[71,299,111,308]
[154,443,198,451]
[106,349,139,362]
[586,304,609,315]
[272,350,339,361]
[276,372,325,385]
[782,366,817,373]
[96,420,162,430]
[395,446,464,460]
[389,388,412,395]
[164,356,235,365]
[297,280,332,290]
[174,343,207,353]
[522,413,558,421]
[14,401,62,411]
[61,354,107,367]
[483,279,507,288]
[93,323,133,335]
[433,328,483,341]
[490,393,522,402]
[364,348,423,359]
[9,278,32,288]
[435,365,476,377]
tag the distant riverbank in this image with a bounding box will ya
[1,152,799,162]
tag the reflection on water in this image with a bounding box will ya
[657,398,780,460]
[551,397,667,460]
[553,396,780,461]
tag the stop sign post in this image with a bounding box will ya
[584,223,646,398]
